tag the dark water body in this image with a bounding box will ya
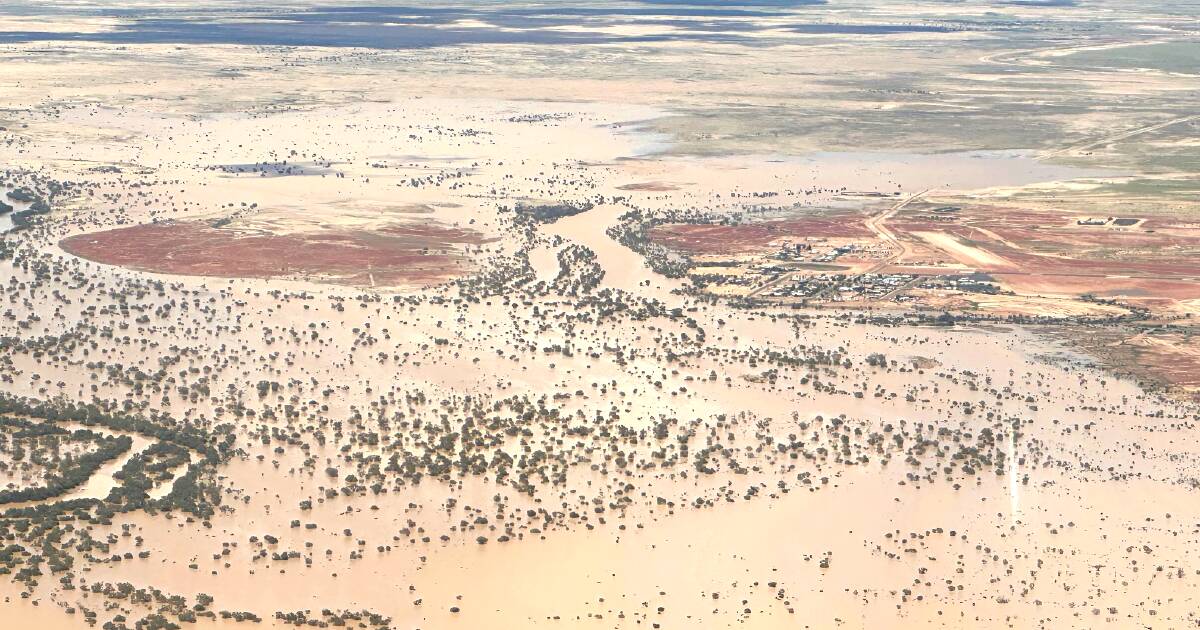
[0,22,760,48]
[634,0,825,5]
[0,2,984,50]
[997,0,1078,6]
[787,23,957,34]
[258,5,807,20]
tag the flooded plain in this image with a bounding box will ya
[1,1,1199,629]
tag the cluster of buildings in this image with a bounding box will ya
[762,273,916,301]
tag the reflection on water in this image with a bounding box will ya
[1008,425,1020,525]
[0,2,956,52]
[0,421,193,510]
[1,186,26,234]
[784,149,1116,192]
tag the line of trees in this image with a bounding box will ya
[0,429,131,504]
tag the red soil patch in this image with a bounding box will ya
[998,274,1200,301]
[895,206,1200,280]
[60,221,487,286]
[650,215,871,255]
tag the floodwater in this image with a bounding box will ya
[0,2,840,51]
[55,305,1193,629]
[783,150,1116,193]
[1,421,192,510]
[546,204,686,299]
[0,186,28,233]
